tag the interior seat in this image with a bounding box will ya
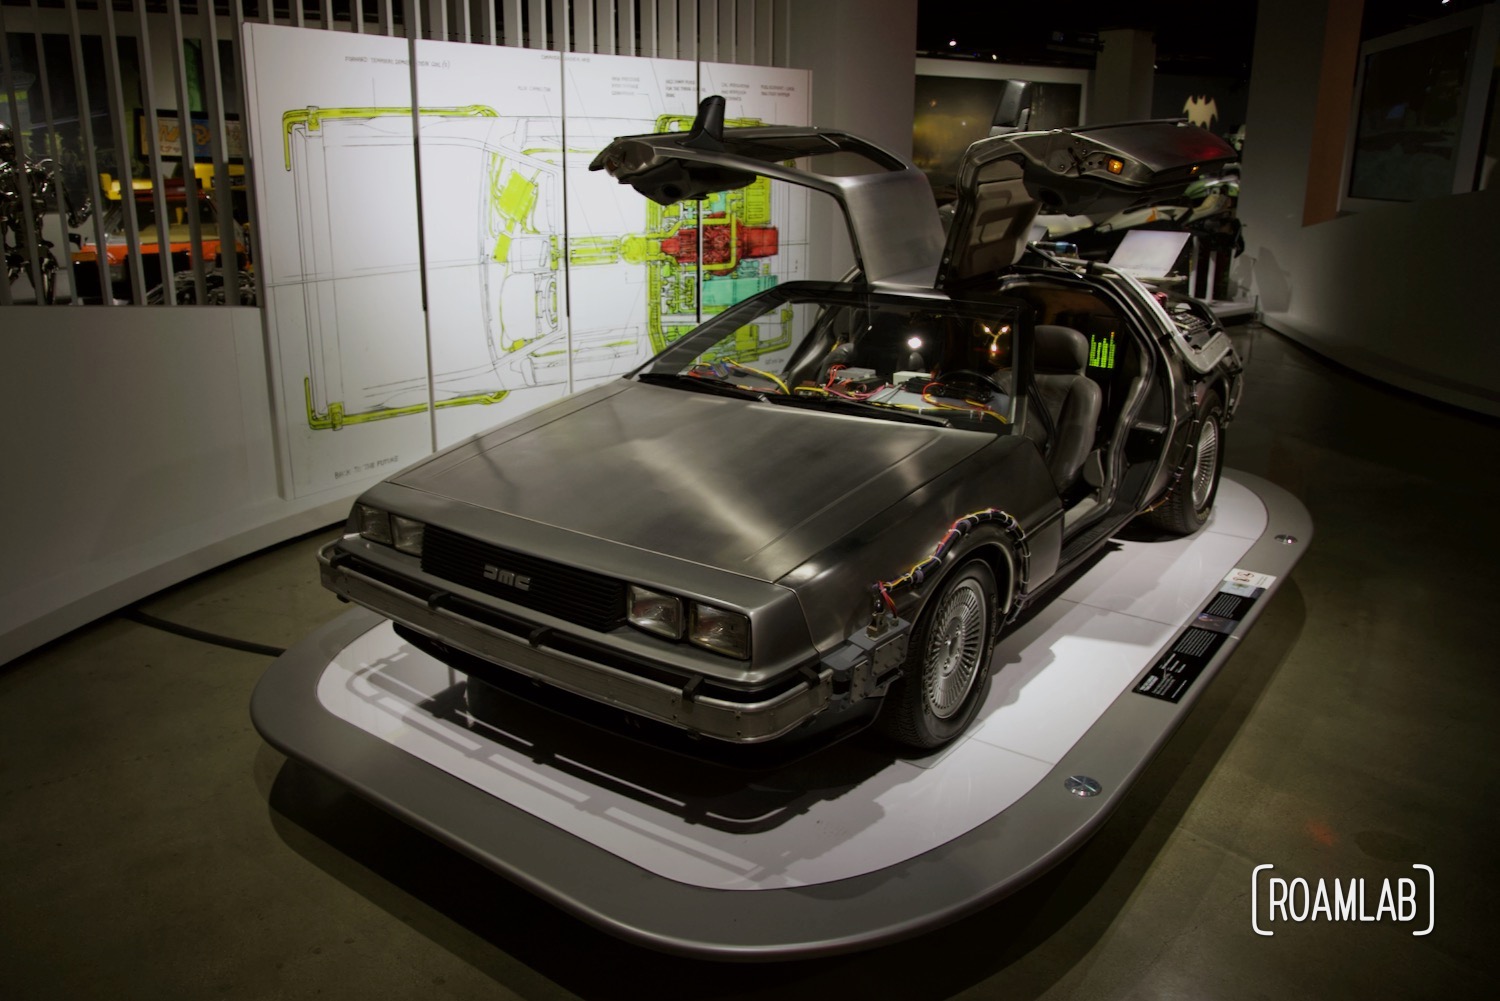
[1032,324,1102,492]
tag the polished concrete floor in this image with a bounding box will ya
[4,325,1497,999]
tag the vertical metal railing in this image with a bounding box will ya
[167,0,207,303]
[678,0,695,60]
[571,0,591,50]
[27,0,77,303]
[640,0,657,57]
[697,0,714,61]
[657,0,675,59]
[66,0,113,303]
[619,0,634,56]
[200,0,239,303]
[135,0,178,305]
[99,2,148,303]
[0,2,38,305]
[592,0,611,53]
[526,0,545,47]
[552,0,569,50]
[0,0,777,309]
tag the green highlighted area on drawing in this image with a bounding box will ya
[279,105,801,431]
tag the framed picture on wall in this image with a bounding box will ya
[1340,3,1500,209]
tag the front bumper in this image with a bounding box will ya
[318,541,840,744]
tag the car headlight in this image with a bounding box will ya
[390,515,425,556]
[628,585,684,640]
[354,504,424,556]
[356,503,393,545]
[689,603,751,660]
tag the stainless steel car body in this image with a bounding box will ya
[321,100,1244,747]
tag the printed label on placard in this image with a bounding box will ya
[1135,566,1279,702]
[1221,568,1277,597]
[1134,627,1230,702]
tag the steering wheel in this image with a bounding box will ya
[933,369,1009,399]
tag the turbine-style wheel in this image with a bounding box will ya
[879,559,998,750]
[1144,388,1225,536]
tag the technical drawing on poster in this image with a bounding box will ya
[279,56,811,432]
[245,23,811,496]
[281,103,794,429]
[279,97,811,430]
[560,53,812,395]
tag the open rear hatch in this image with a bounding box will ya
[590,96,945,286]
[938,121,1238,286]
[591,99,1236,290]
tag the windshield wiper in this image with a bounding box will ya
[764,392,952,427]
[637,371,769,402]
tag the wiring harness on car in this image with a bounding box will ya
[873,508,1031,628]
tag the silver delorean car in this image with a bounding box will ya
[319,98,1242,752]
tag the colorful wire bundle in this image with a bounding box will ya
[875,508,1024,614]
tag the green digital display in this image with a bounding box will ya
[1089,331,1117,369]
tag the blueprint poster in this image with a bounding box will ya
[408,40,571,447]
[244,22,810,496]
[559,53,703,400]
[243,24,439,497]
[699,62,812,374]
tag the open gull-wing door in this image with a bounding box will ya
[590,96,945,286]
[939,120,1238,287]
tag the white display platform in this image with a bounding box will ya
[309,480,1267,891]
[253,470,1309,959]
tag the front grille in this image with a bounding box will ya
[421,526,627,631]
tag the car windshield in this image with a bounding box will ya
[641,283,1022,430]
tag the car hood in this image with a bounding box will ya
[393,380,991,583]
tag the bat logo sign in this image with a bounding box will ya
[1184,96,1219,130]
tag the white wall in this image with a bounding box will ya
[0,306,351,663]
[1238,0,1500,416]
[788,0,919,280]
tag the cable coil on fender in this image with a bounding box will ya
[875,508,1030,623]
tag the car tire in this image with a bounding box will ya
[1144,388,1225,536]
[878,559,998,750]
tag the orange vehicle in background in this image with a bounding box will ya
[71,172,252,303]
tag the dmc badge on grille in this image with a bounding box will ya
[482,565,532,591]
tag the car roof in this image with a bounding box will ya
[939,120,1237,285]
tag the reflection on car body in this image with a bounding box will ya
[319,97,1243,752]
